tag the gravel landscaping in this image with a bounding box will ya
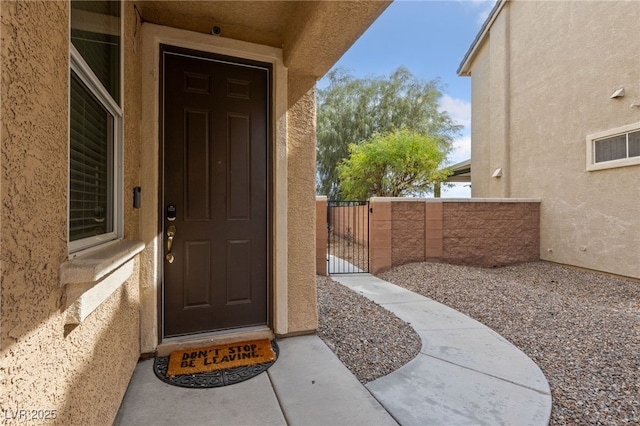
[316,275,421,384]
[378,261,640,426]
[318,261,640,424]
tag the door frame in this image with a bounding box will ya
[140,23,289,352]
[159,45,272,338]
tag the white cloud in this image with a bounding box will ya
[439,94,471,129]
[450,135,471,164]
[441,182,471,198]
[438,94,472,164]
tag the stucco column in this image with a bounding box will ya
[286,79,318,334]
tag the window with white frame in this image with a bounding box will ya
[586,122,640,171]
[69,0,122,253]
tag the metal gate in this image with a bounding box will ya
[327,200,369,274]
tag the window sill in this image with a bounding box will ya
[60,240,145,325]
[586,157,640,171]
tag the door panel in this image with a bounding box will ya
[226,239,252,303]
[162,47,269,337]
[184,109,211,221]
[227,114,251,219]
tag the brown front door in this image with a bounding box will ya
[161,46,269,338]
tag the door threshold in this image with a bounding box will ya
[156,326,273,357]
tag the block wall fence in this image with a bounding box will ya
[316,197,541,276]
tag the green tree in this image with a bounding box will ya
[316,66,460,198]
[337,130,452,200]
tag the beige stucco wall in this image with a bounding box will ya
[467,0,640,278]
[286,79,319,334]
[0,1,143,424]
[469,37,491,197]
[123,0,142,241]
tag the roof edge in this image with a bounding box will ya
[457,0,507,76]
[448,159,471,173]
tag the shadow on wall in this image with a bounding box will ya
[59,280,140,424]
[2,273,140,425]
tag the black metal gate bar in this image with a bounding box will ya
[327,200,369,274]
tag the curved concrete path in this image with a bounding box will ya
[331,273,552,426]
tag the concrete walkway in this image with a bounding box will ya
[116,273,551,425]
[115,334,395,426]
[327,254,363,274]
[331,273,552,426]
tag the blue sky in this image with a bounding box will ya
[319,0,496,197]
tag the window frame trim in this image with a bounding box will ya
[69,39,123,255]
[586,121,640,171]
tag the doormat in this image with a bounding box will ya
[168,339,276,376]
[153,340,279,388]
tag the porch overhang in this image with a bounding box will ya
[446,159,471,183]
[137,1,391,84]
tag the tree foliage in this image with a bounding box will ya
[316,66,461,199]
[337,130,452,200]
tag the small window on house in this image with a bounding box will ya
[69,0,122,254]
[586,123,640,171]
[629,130,640,158]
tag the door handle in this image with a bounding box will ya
[166,225,176,263]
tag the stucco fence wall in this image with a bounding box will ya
[316,197,540,275]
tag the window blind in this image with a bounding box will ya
[595,134,626,163]
[69,72,113,241]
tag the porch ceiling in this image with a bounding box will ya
[137,1,390,79]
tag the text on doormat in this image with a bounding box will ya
[166,339,276,377]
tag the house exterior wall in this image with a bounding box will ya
[466,0,640,279]
[0,1,143,423]
[1,1,384,421]
[469,39,491,197]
